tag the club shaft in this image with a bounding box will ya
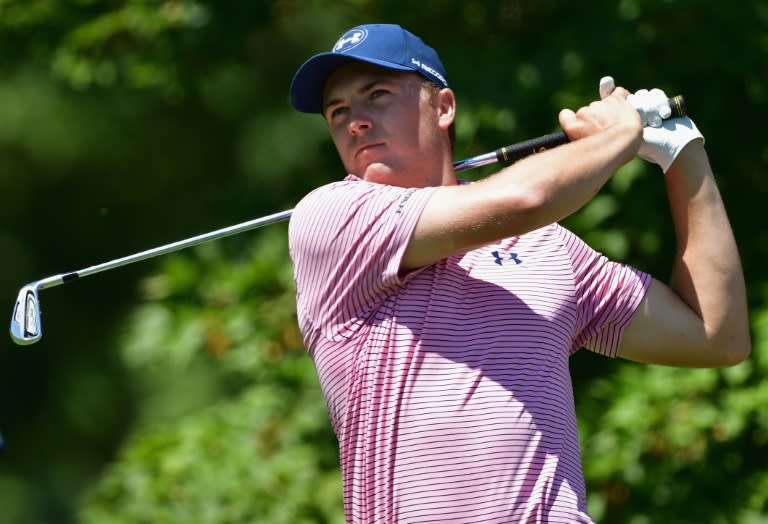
[28,132,571,292]
[48,209,294,288]
[11,136,549,345]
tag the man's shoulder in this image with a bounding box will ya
[294,176,432,218]
[297,175,358,200]
[294,175,377,210]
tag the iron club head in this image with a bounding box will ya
[10,283,42,345]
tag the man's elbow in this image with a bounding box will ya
[713,333,752,367]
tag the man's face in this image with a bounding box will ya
[322,62,450,188]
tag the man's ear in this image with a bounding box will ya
[437,88,456,130]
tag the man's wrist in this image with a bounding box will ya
[664,139,709,177]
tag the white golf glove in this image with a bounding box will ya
[600,76,704,173]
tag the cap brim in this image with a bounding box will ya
[289,52,415,114]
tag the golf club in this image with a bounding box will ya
[9,95,686,346]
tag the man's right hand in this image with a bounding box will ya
[558,84,642,146]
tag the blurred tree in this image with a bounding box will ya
[78,227,344,524]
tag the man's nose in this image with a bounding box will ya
[347,105,373,135]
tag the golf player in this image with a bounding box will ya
[287,24,750,523]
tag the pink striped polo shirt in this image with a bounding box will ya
[288,175,650,523]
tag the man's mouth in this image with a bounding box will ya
[355,142,384,158]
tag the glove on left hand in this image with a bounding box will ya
[599,76,705,173]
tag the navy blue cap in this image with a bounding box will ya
[289,24,449,114]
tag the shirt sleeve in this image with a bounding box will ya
[288,177,437,348]
[557,225,652,356]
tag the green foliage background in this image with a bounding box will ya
[0,1,766,523]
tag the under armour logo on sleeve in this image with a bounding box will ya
[491,251,523,266]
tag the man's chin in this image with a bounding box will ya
[361,162,397,184]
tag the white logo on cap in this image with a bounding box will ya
[412,57,447,86]
[333,28,368,53]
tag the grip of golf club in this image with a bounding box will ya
[494,95,686,164]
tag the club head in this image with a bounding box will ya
[10,284,42,345]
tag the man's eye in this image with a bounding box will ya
[370,89,389,99]
[329,106,348,119]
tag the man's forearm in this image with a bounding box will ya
[478,121,641,236]
[664,141,751,358]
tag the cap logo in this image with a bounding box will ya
[411,58,447,86]
[332,28,368,54]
